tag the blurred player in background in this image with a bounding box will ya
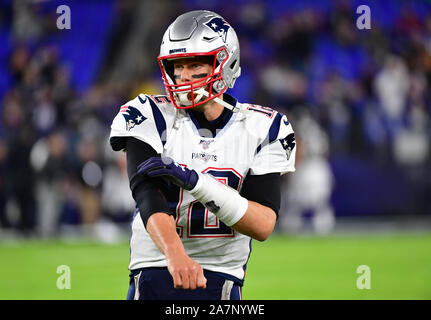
[109,10,296,300]
[280,109,335,234]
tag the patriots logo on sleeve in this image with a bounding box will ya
[280,133,296,160]
[120,105,146,131]
[205,17,230,43]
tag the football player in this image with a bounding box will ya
[109,10,296,300]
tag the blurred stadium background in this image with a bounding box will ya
[0,0,430,300]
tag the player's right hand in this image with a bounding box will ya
[137,156,199,191]
[166,253,207,290]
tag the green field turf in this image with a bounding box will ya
[0,232,430,300]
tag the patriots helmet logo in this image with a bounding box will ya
[120,105,146,131]
[205,17,230,43]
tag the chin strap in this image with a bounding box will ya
[200,89,252,114]
[212,95,241,113]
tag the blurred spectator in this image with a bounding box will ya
[2,91,36,235]
[12,0,44,42]
[9,46,30,85]
[280,109,335,234]
[30,130,69,237]
[260,60,308,107]
[319,72,353,154]
[33,86,57,136]
[102,147,135,223]
[74,136,104,225]
[374,54,409,138]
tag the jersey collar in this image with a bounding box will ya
[186,93,238,138]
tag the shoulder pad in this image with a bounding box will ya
[109,94,176,153]
[241,103,293,143]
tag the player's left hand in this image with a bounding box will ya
[137,156,199,191]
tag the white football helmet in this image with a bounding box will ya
[158,10,241,110]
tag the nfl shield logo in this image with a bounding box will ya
[199,139,213,150]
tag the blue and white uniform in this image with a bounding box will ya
[110,93,296,286]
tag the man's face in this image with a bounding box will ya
[173,56,214,86]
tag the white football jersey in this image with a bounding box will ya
[109,93,296,283]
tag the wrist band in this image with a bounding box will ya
[189,172,248,226]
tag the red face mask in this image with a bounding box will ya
[158,48,229,109]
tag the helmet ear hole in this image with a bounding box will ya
[229,59,237,70]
